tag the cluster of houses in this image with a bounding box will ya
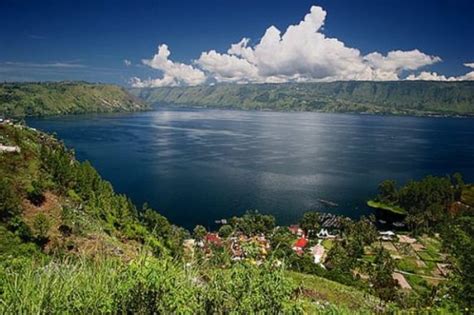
[183,232,271,264]
[289,225,336,267]
[182,223,339,267]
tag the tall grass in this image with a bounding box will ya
[0,255,304,314]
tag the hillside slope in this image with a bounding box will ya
[130,81,474,116]
[0,82,148,117]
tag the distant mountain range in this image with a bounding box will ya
[1,81,473,117]
[129,81,474,116]
[0,82,148,117]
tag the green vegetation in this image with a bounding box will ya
[367,200,407,215]
[372,175,464,233]
[461,184,474,207]
[1,254,305,314]
[287,271,383,313]
[371,175,474,310]
[0,81,148,117]
[130,81,474,116]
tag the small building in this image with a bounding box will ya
[292,236,308,256]
[310,240,325,265]
[317,228,335,239]
[288,225,304,236]
[398,234,417,244]
[205,233,222,247]
[379,231,396,241]
[0,144,21,153]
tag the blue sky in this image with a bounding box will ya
[1,0,473,85]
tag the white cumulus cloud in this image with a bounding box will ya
[131,44,206,87]
[406,62,474,81]
[132,5,467,87]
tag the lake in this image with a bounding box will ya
[28,108,474,230]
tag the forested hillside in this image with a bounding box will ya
[0,82,148,117]
[130,81,474,116]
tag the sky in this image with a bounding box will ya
[0,0,473,86]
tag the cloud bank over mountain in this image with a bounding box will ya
[131,5,472,87]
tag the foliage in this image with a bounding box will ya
[287,271,383,312]
[377,179,399,204]
[441,215,474,310]
[369,247,398,301]
[0,178,21,222]
[230,210,275,235]
[372,174,462,234]
[218,224,233,238]
[193,224,207,240]
[140,204,172,240]
[27,180,46,206]
[299,211,320,236]
[0,255,302,314]
[31,213,51,244]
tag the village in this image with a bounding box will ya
[183,212,451,294]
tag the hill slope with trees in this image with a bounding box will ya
[130,81,474,116]
[0,82,148,117]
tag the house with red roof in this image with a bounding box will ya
[292,236,308,256]
[205,233,222,247]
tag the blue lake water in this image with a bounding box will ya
[28,108,474,230]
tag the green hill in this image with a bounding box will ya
[0,81,148,117]
[130,81,474,116]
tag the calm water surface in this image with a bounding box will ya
[28,109,474,229]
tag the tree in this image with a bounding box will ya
[27,180,46,206]
[0,178,20,222]
[299,211,320,237]
[325,241,354,273]
[268,227,294,259]
[378,180,398,204]
[230,210,275,236]
[442,215,474,310]
[369,247,398,301]
[218,224,233,238]
[32,213,51,245]
[193,225,207,241]
[347,216,378,246]
[141,205,172,239]
[451,173,464,201]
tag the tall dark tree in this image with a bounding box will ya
[377,180,398,204]
[442,215,474,310]
[369,247,398,301]
[299,211,320,237]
